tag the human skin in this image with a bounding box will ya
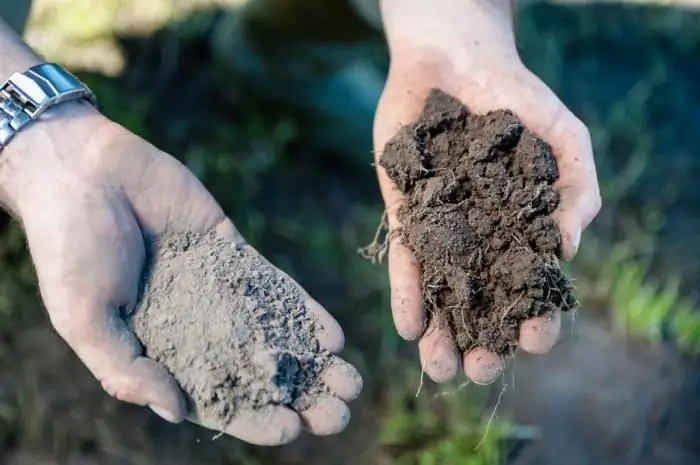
[0,19,361,446]
[375,0,601,384]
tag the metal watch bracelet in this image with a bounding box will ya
[0,63,97,152]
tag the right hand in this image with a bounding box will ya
[374,0,601,385]
[0,101,361,445]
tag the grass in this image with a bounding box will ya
[590,242,700,355]
[378,370,513,465]
[1,0,699,464]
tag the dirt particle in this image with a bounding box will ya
[378,90,578,356]
[129,231,329,429]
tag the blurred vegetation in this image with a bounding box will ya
[0,0,699,464]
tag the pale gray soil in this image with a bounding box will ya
[130,231,329,427]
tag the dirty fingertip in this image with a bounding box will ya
[519,311,561,355]
[322,358,363,402]
[394,314,426,341]
[127,358,186,423]
[419,327,459,383]
[463,348,503,385]
[223,406,302,446]
[304,297,345,353]
[393,305,426,341]
[300,395,351,436]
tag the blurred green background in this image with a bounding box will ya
[2,0,700,464]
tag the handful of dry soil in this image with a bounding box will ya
[129,231,329,428]
[379,90,578,356]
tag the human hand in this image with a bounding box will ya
[374,0,601,384]
[0,102,361,445]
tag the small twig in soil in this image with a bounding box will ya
[358,210,389,264]
[501,292,525,326]
[468,247,483,269]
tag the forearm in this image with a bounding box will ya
[0,18,105,214]
[0,19,42,80]
[379,0,516,60]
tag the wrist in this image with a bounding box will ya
[381,0,518,73]
[0,99,113,215]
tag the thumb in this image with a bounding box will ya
[48,298,186,423]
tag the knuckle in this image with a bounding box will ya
[101,376,119,398]
[101,376,135,403]
[571,117,591,142]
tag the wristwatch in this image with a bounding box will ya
[0,63,97,152]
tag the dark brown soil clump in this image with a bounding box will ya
[379,90,578,356]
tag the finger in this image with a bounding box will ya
[299,394,351,436]
[518,310,561,355]
[189,405,302,446]
[552,184,596,261]
[463,347,503,385]
[373,75,432,341]
[246,246,346,353]
[321,357,363,402]
[378,166,426,340]
[387,234,426,340]
[304,295,345,353]
[418,319,459,383]
[51,303,186,423]
[502,73,600,260]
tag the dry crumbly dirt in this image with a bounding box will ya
[129,231,329,429]
[379,90,578,356]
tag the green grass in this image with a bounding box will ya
[378,369,512,465]
[592,244,700,355]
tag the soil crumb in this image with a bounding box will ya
[129,231,329,428]
[379,90,578,356]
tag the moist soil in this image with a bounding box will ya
[129,231,329,428]
[379,90,578,356]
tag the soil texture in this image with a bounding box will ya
[129,231,329,429]
[379,90,577,356]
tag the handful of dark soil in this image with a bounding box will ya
[379,91,577,356]
[129,232,329,429]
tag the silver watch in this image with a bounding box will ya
[0,63,97,152]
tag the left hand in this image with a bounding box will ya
[1,102,361,445]
[373,0,601,385]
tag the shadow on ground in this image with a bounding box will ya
[1,1,700,464]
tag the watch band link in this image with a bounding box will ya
[0,63,97,152]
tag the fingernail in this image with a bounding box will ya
[149,404,179,423]
[570,227,581,257]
